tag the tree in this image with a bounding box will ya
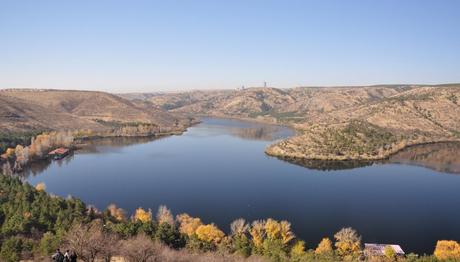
[35,182,46,191]
[280,220,295,245]
[38,232,61,256]
[315,237,333,256]
[290,240,306,257]
[230,218,251,257]
[384,245,396,261]
[250,220,266,250]
[434,240,460,261]
[121,234,158,262]
[157,205,174,226]
[334,227,361,257]
[176,213,202,237]
[155,222,185,249]
[66,221,106,262]
[106,204,126,221]
[133,208,152,223]
[195,224,225,244]
[230,218,249,237]
[0,237,23,262]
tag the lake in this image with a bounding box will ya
[24,118,460,254]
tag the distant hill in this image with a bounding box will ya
[0,89,188,133]
[123,84,460,160]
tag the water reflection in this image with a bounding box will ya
[278,142,460,174]
[279,157,375,171]
[230,126,288,141]
[76,136,163,154]
[388,142,460,174]
[15,136,164,178]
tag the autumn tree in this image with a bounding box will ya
[176,213,202,237]
[133,208,152,223]
[384,245,396,261]
[35,182,46,191]
[230,218,251,257]
[334,227,361,257]
[250,220,266,251]
[434,240,460,261]
[290,240,306,258]
[157,205,174,226]
[315,237,333,256]
[195,224,225,244]
[106,204,126,221]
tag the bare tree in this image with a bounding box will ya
[230,218,249,236]
[66,221,106,262]
[156,205,174,225]
[121,234,158,262]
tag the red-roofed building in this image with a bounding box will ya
[48,148,69,159]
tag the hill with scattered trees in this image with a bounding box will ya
[121,84,460,160]
[0,89,194,154]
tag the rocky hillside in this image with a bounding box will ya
[123,84,460,160]
[0,89,190,134]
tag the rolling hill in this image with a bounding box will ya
[122,84,460,160]
[0,89,190,133]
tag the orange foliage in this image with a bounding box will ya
[434,240,460,261]
[133,208,152,223]
[176,213,202,237]
[315,238,333,255]
[195,224,225,244]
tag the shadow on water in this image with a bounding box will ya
[277,142,460,174]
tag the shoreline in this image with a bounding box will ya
[265,138,460,161]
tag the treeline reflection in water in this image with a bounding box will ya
[16,135,460,178]
[278,142,460,174]
[14,136,163,178]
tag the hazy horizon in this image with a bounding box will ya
[1,0,459,93]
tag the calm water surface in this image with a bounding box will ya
[25,118,460,254]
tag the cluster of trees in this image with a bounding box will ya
[319,120,400,158]
[1,131,74,173]
[1,174,459,262]
[0,131,42,156]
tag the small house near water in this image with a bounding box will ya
[48,148,70,160]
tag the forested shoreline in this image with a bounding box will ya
[0,175,459,262]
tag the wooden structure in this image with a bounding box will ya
[48,148,70,160]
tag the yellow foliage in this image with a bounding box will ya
[263,219,294,245]
[195,224,225,244]
[250,220,266,248]
[280,220,295,244]
[434,240,460,261]
[177,213,202,237]
[133,207,152,223]
[107,204,126,221]
[35,182,46,192]
[315,238,333,255]
[265,218,281,240]
[291,240,306,257]
[3,148,15,158]
[334,227,361,256]
[384,245,396,260]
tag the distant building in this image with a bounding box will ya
[364,243,405,257]
[48,148,70,160]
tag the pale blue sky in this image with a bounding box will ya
[1,0,459,92]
